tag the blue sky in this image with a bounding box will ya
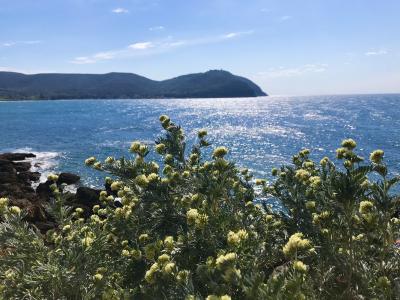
[0,0,399,95]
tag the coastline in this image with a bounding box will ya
[0,152,106,232]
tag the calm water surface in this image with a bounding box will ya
[1,95,399,190]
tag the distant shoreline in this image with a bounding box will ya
[0,70,267,99]
[2,93,400,102]
[0,95,269,102]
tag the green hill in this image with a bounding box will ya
[0,70,267,100]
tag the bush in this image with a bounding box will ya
[0,118,399,299]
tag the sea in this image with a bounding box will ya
[1,94,400,195]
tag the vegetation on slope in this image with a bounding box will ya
[0,70,267,100]
[0,117,399,299]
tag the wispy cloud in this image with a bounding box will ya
[1,40,41,47]
[149,26,165,31]
[70,31,254,64]
[129,42,154,50]
[279,15,292,22]
[223,32,241,39]
[365,49,388,56]
[112,8,129,14]
[257,64,328,78]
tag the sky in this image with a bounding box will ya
[0,0,399,95]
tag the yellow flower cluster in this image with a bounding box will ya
[341,138,357,150]
[139,234,149,243]
[144,253,177,283]
[370,150,384,163]
[299,149,310,157]
[305,201,316,210]
[0,197,8,214]
[147,173,159,183]
[282,233,311,257]
[335,147,348,159]
[104,156,114,164]
[93,273,103,282]
[227,229,248,246]
[81,236,94,248]
[376,276,391,289]
[320,156,330,166]
[110,181,123,191]
[216,252,237,270]
[303,161,314,169]
[295,169,310,182]
[359,200,374,214]
[177,270,190,284]
[213,146,228,158]
[198,129,208,139]
[135,174,149,187]
[255,178,266,185]
[186,208,199,225]
[185,208,208,229]
[206,295,231,300]
[293,260,308,273]
[164,236,174,250]
[312,211,330,224]
[47,173,59,182]
[159,115,171,129]
[309,176,321,189]
[84,156,97,166]
[9,206,21,215]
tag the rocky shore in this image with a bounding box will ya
[0,152,102,231]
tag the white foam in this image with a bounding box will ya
[63,184,78,194]
[11,148,61,187]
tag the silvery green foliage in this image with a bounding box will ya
[0,122,399,299]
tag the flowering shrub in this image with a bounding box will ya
[0,119,399,299]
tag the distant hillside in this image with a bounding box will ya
[0,70,267,100]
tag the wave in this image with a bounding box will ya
[10,148,61,187]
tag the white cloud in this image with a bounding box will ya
[149,26,165,31]
[279,15,292,22]
[128,42,154,50]
[224,32,239,39]
[223,31,253,39]
[1,40,41,47]
[23,40,41,44]
[2,42,15,47]
[112,8,129,14]
[365,49,388,56]
[70,31,254,64]
[93,52,115,60]
[71,57,97,64]
[257,64,328,78]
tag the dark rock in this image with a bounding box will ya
[58,172,80,185]
[0,183,37,202]
[36,181,52,201]
[18,171,41,183]
[9,199,46,221]
[13,161,31,172]
[0,183,22,198]
[0,159,17,173]
[0,171,18,184]
[9,198,33,210]
[34,221,57,233]
[76,187,101,207]
[0,153,35,161]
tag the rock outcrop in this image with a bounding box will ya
[0,152,100,232]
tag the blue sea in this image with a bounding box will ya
[1,95,400,190]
